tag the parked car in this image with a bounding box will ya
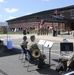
[61,70,74,75]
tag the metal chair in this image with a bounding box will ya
[24,50,41,72]
[19,45,26,62]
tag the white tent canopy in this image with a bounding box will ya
[0,22,8,26]
[0,22,12,49]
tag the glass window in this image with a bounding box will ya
[70,10,74,16]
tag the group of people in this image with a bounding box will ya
[37,26,49,35]
[21,35,74,71]
[21,35,46,69]
[21,35,37,54]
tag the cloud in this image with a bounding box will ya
[8,16,15,19]
[4,8,18,13]
[0,0,4,3]
[0,15,2,17]
[5,16,16,21]
[41,0,49,1]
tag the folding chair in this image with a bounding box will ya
[59,42,73,61]
[24,50,40,72]
[19,45,26,62]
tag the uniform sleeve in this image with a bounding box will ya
[69,53,74,61]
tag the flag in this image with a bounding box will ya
[40,19,44,25]
[54,10,57,15]
[38,22,41,25]
[38,20,45,25]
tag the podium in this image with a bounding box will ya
[44,41,54,67]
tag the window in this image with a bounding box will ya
[70,10,74,17]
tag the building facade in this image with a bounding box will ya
[6,5,74,34]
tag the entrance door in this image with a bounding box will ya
[71,22,74,30]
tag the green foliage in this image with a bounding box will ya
[0,31,3,34]
[0,30,52,34]
[8,31,23,34]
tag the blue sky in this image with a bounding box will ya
[0,0,74,21]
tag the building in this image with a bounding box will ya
[6,5,74,34]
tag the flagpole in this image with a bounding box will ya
[53,10,57,36]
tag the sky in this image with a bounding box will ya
[0,0,74,22]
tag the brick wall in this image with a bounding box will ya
[8,21,66,32]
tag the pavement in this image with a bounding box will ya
[0,33,74,42]
[0,33,74,75]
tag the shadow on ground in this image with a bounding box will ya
[0,45,21,57]
[0,69,8,75]
[26,64,59,75]
[36,66,59,75]
[52,59,59,63]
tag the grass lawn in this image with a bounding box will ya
[8,31,23,34]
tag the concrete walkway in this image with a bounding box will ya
[0,34,74,42]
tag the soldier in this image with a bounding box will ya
[21,36,28,54]
[27,35,46,69]
[27,35,36,49]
